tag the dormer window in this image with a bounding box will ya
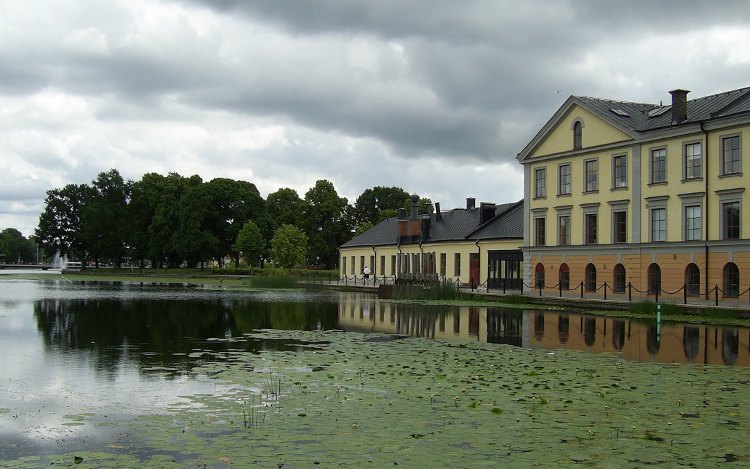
[573,121,582,150]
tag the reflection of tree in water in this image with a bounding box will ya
[722,328,740,366]
[34,296,338,379]
[486,308,523,346]
[683,326,700,362]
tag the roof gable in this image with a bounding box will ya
[518,97,638,162]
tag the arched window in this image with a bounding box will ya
[685,263,700,296]
[723,262,740,297]
[535,263,545,289]
[647,263,661,295]
[585,263,597,292]
[573,121,583,150]
[559,263,570,290]
[613,264,626,293]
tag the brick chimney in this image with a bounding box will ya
[466,197,475,210]
[669,89,689,124]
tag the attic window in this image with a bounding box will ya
[610,108,630,117]
[648,106,671,118]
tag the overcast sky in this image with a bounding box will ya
[2,0,750,238]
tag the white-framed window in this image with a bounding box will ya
[716,188,744,240]
[613,211,627,243]
[684,142,702,180]
[558,164,571,195]
[585,213,597,244]
[651,208,666,242]
[721,135,741,176]
[685,205,702,241]
[534,167,546,198]
[558,215,570,245]
[584,159,598,192]
[612,154,627,189]
[650,148,666,183]
[534,217,546,246]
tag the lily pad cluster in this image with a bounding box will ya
[2,329,749,467]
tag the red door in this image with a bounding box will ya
[470,254,480,287]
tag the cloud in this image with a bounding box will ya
[0,0,749,239]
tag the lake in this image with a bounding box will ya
[1,278,749,467]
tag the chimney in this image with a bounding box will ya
[420,214,431,242]
[435,202,442,221]
[466,197,476,210]
[410,193,420,219]
[669,89,689,124]
[479,202,496,224]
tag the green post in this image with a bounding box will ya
[656,303,661,338]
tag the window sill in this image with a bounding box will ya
[681,177,703,183]
[557,193,572,198]
[582,190,599,195]
[719,172,742,178]
[533,195,547,200]
[610,186,628,191]
[647,181,668,187]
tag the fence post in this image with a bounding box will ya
[538,282,542,297]
[628,282,631,302]
[603,281,607,301]
[715,285,719,306]
[655,287,659,304]
[559,281,562,298]
[503,280,506,294]
[580,281,584,299]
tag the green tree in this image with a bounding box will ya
[36,183,93,263]
[81,169,130,268]
[403,196,434,215]
[271,224,307,269]
[127,172,196,268]
[173,183,219,268]
[302,180,351,268]
[234,220,265,268]
[204,178,267,267]
[0,228,36,264]
[266,188,305,230]
[353,186,410,227]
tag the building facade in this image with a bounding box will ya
[339,196,523,288]
[517,86,750,301]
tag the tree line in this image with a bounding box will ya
[22,168,425,269]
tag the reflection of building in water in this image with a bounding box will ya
[338,292,750,366]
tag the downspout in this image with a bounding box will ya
[397,242,402,278]
[701,121,709,300]
[371,245,377,276]
[419,241,424,276]
[475,239,481,287]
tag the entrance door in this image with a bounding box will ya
[470,254,480,287]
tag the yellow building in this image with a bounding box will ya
[517,86,750,301]
[339,195,523,288]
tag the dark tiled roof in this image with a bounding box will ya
[340,200,523,248]
[577,86,750,132]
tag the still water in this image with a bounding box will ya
[1,278,749,458]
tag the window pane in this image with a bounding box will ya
[559,215,570,245]
[585,213,597,244]
[613,155,627,188]
[535,217,545,246]
[585,160,598,192]
[722,136,740,175]
[535,168,546,197]
[651,208,666,241]
[723,202,740,239]
[685,205,701,241]
[614,211,627,243]
[559,164,571,195]
[685,143,702,179]
[651,149,666,183]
